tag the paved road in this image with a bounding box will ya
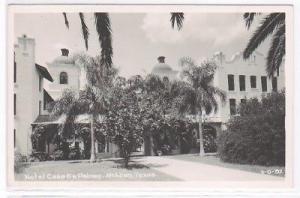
[134,156,284,181]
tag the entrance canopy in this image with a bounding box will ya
[32,114,104,126]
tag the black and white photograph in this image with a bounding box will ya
[6,4,294,191]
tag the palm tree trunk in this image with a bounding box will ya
[90,115,96,163]
[198,112,205,157]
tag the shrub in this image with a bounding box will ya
[218,91,285,166]
[68,147,82,160]
[29,151,49,162]
[14,149,27,173]
[50,149,64,161]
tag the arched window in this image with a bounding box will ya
[59,72,68,84]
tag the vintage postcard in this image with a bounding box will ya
[7,4,294,190]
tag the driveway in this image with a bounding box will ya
[134,156,284,181]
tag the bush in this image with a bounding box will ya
[29,151,49,162]
[218,91,285,166]
[14,149,27,173]
[50,149,64,161]
[68,147,82,160]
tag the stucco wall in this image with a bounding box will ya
[47,62,81,100]
[14,36,45,156]
[207,52,285,123]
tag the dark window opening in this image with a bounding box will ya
[229,99,236,115]
[14,129,16,148]
[39,101,41,115]
[272,77,278,92]
[14,52,16,83]
[59,72,68,84]
[39,76,42,92]
[261,76,267,92]
[239,75,246,91]
[14,94,16,115]
[250,76,256,88]
[228,75,234,91]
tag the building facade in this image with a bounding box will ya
[207,51,285,124]
[149,53,285,154]
[46,48,82,100]
[14,35,53,156]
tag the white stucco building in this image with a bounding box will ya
[207,51,285,124]
[46,48,82,100]
[150,52,285,146]
[14,35,53,156]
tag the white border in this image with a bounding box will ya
[1,0,299,197]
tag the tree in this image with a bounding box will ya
[62,13,184,68]
[103,84,144,167]
[243,13,285,77]
[173,57,226,156]
[51,54,117,162]
[51,87,109,162]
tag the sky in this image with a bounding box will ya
[14,12,269,78]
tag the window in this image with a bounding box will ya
[14,94,16,115]
[39,101,41,115]
[239,75,246,91]
[14,129,16,148]
[228,75,234,91]
[261,76,267,92]
[59,72,68,84]
[272,77,278,92]
[39,76,42,92]
[229,99,236,115]
[14,52,16,83]
[250,76,256,88]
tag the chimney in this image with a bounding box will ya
[61,48,69,56]
[157,56,165,63]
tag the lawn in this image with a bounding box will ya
[15,158,180,181]
[167,154,285,177]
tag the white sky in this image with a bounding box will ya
[14,13,270,78]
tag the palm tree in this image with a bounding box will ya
[243,13,285,77]
[172,57,226,156]
[51,87,109,162]
[62,13,184,68]
[51,54,117,162]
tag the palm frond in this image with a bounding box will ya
[170,13,184,30]
[266,24,285,77]
[94,13,113,68]
[243,13,285,59]
[79,13,89,50]
[243,12,259,29]
[62,12,69,29]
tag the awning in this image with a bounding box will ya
[44,89,54,102]
[32,114,104,125]
[35,63,53,82]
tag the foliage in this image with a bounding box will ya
[103,86,144,167]
[29,151,49,162]
[170,13,184,30]
[243,13,285,77]
[14,149,27,173]
[218,91,285,166]
[68,146,82,160]
[50,149,64,161]
[171,57,226,156]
